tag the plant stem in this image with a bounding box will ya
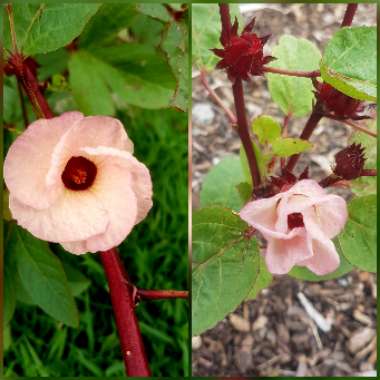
[263,66,320,78]
[325,115,377,138]
[218,3,261,188]
[341,4,358,27]
[219,3,232,44]
[100,249,151,376]
[16,79,29,127]
[284,101,324,173]
[138,289,189,300]
[199,70,237,125]
[319,169,376,188]
[232,79,261,187]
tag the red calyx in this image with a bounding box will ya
[315,82,364,119]
[334,143,365,180]
[212,17,274,82]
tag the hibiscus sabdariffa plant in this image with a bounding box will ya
[192,3,376,336]
[4,4,188,377]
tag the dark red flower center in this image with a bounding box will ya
[61,156,97,191]
[287,212,304,230]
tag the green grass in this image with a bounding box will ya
[4,108,189,377]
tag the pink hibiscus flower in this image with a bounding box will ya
[240,179,348,275]
[4,112,152,254]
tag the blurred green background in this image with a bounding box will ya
[3,3,188,377]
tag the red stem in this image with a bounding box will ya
[341,4,358,27]
[263,66,321,78]
[284,101,324,173]
[319,169,376,188]
[138,289,189,300]
[232,79,261,187]
[218,3,261,188]
[100,249,151,376]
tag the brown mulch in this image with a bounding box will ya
[192,3,377,377]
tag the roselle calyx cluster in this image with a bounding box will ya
[314,82,365,120]
[333,143,366,180]
[212,17,274,82]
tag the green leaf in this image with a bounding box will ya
[320,27,377,101]
[192,4,242,70]
[79,4,136,47]
[236,182,252,205]
[192,207,260,335]
[337,194,376,272]
[271,137,312,157]
[8,225,79,327]
[200,155,246,210]
[350,120,377,196]
[252,115,281,144]
[267,35,321,117]
[62,261,91,297]
[289,239,353,281]
[4,4,100,55]
[245,255,272,300]
[240,143,269,185]
[161,20,189,111]
[68,50,176,114]
[136,3,171,22]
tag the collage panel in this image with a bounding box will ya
[2,2,189,377]
[192,2,377,377]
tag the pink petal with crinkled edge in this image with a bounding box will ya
[240,193,291,239]
[46,116,133,187]
[313,195,348,238]
[9,189,109,243]
[82,146,153,224]
[300,212,340,275]
[287,179,326,198]
[61,147,146,254]
[265,228,313,274]
[4,112,84,210]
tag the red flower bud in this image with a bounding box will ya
[213,17,274,82]
[316,82,364,119]
[334,143,365,180]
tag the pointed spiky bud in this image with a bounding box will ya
[212,17,274,82]
[334,143,366,180]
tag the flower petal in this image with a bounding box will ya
[240,193,288,239]
[4,112,83,209]
[265,228,313,274]
[82,146,153,224]
[301,213,340,275]
[315,195,348,238]
[46,116,133,187]
[81,151,140,253]
[9,190,108,243]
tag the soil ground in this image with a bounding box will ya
[191,3,377,377]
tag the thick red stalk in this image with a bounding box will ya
[218,3,261,188]
[232,79,261,187]
[138,289,188,300]
[284,101,324,173]
[341,4,358,27]
[263,66,320,78]
[100,249,151,376]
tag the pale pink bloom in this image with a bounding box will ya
[240,179,348,275]
[4,112,153,254]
